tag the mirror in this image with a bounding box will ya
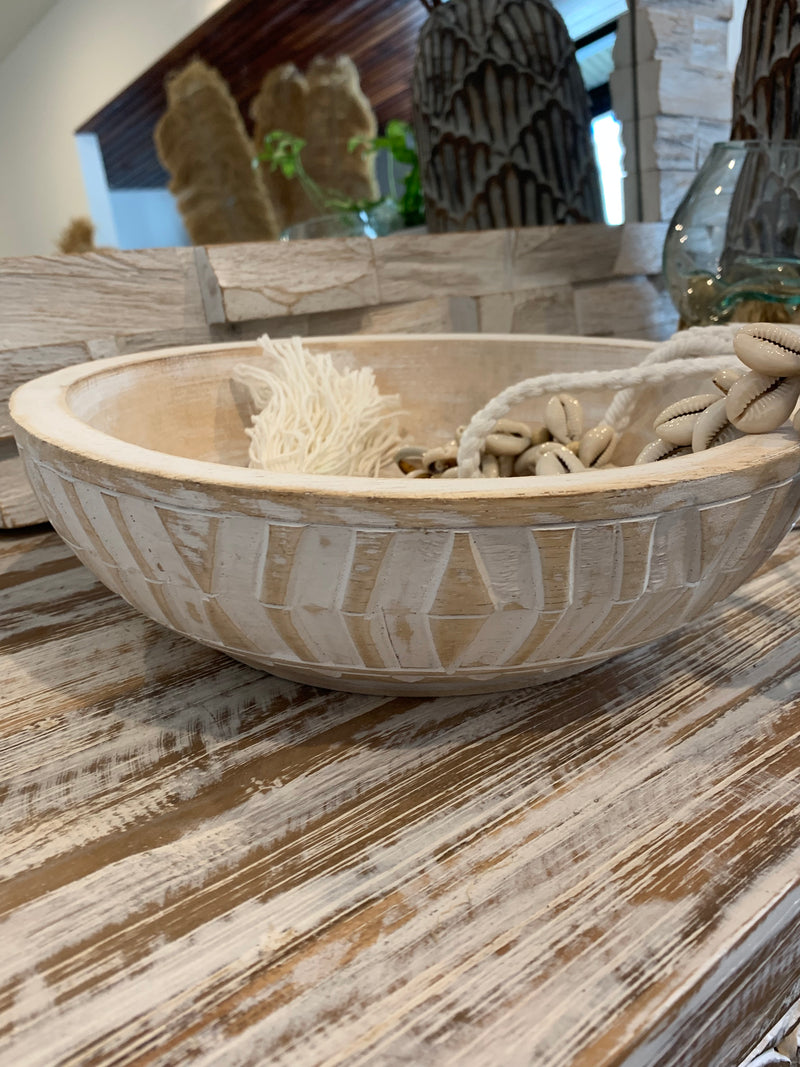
[0,0,746,255]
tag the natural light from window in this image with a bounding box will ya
[592,111,625,225]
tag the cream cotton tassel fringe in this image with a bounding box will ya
[233,335,404,476]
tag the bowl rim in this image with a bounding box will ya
[10,333,800,507]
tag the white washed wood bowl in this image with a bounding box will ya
[10,334,800,696]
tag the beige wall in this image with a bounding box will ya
[0,0,227,257]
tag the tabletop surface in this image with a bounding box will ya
[3,524,800,1067]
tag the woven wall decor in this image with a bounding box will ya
[250,64,313,230]
[56,217,99,255]
[251,56,380,232]
[411,0,604,232]
[155,59,279,245]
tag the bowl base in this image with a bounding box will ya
[227,651,612,697]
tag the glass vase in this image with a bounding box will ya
[280,200,406,241]
[663,141,800,327]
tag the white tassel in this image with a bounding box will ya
[232,335,404,477]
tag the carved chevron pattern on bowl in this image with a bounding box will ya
[21,455,800,689]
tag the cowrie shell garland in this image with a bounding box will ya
[725,322,800,432]
[636,322,800,464]
[653,393,719,445]
[395,324,800,480]
[395,403,620,479]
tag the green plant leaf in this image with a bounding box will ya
[256,122,425,226]
[257,131,310,179]
[347,134,378,157]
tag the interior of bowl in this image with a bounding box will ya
[62,333,726,472]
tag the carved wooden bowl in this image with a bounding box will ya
[10,334,800,695]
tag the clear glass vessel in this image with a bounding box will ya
[663,141,800,326]
[280,200,406,241]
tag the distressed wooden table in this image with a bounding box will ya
[3,523,800,1067]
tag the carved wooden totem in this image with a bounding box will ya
[412,0,604,232]
[724,0,800,317]
[731,0,800,141]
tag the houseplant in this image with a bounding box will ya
[258,120,425,239]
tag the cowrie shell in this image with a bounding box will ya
[545,393,583,444]
[712,367,743,395]
[394,445,425,474]
[483,431,531,456]
[578,424,618,467]
[498,454,514,477]
[513,439,568,476]
[535,446,586,475]
[529,423,551,446]
[480,453,500,477]
[734,323,800,377]
[492,418,533,439]
[725,370,800,433]
[691,397,743,451]
[635,439,692,464]
[653,393,718,445]
[422,443,458,472]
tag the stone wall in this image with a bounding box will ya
[610,0,739,223]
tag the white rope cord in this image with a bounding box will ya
[601,323,740,430]
[456,324,742,478]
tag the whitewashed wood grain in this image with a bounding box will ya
[0,299,456,528]
[201,238,380,322]
[510,224,623,287]
[0,248,207,349]
[373,229,513,304]
[2,528,800,1065]
[210,296,462,345]
[193,225,672,324]
[0,344,93,437]
[738,992,800,1065]
[573,276,679,341]
[477,286,580,335]
[0,247,213,531]
[0,443,42,528]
